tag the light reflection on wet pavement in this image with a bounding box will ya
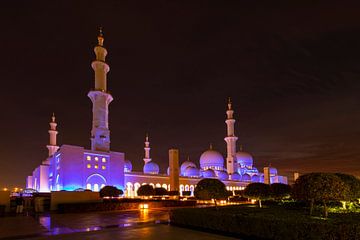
[37,209,169,236]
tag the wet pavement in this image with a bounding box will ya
[0,209,238,239]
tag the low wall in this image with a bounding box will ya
[0,191,10,213]
[51,191,101,211]
[57,200,196,213]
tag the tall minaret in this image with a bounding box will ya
[88,28,113,152]
[46,113,59,157]
[224,98,238,175]
[143,134,152,164]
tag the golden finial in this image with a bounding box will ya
[187,156,190,161]
[145,133,149,142]
[227,97,232,110]
[97,27,104,46]
[239,144,243,151]
[51,112,55,122]
[209,143,213,150]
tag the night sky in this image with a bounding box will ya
[1,1,360,188]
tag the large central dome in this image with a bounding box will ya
[200,148,224,170]
[236,151,253,168]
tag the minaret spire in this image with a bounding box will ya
[88,28,113,151]
[47,113,59,157]
[224,97,238,175]
[143,134,152,164]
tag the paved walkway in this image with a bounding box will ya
[32,224,238,240]
[0,216,47,239]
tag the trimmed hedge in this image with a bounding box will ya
[170,205,360,240]
[58,199,196,213]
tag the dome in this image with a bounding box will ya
[184,167,200,178]
[124,160,132,173]
[200,149,224,170]
[231,172,241,181]
[143,162,159,175]
[236,151,253,168]
[269,167,278,176]
[180,161,197,176]
[251,175,260,182]
[201,169,216,178]
[242,173,251,181]
[216,170,229,181]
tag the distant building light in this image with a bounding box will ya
[140,203,149,209]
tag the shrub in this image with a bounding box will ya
[243,183,271,208]
[194,178,228,206]
[270,183,291,200]
[293,173,349,218]
[335,173,360,201]
[99,186,123,198]
[154,187,168,196]
[137,184,155,196]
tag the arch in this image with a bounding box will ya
[180,184,184,196]
[156,183,161,188]
[86,173,107,184]
[185,185,189,191]
[86,183,91,190]
[162,184,167,190]
[93,184,99,192]
[134,182,141,197]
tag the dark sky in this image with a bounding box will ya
[1,1,360,188]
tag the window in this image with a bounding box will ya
[93,184,99,192]
[95,157,99,161]
[87,164,91,169]
[102,158,106,163]
[86,183,91,190]
[101,165,106,170]
[94,164,99,169]
[86,156,91,161]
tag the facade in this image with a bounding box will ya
[26,31,287,196]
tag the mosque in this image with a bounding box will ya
[26,31,287,197]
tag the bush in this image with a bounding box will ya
[154,187,168,196]
[194,179,229,206]
[137,184,155,196]
[243,183,271,208]
[293,173,349,218]
[270,183,291,200]
[170,205,360,240]
[99,186,123,198]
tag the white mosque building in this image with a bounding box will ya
[26,30,287,197]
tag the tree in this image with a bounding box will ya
[154,187,168,196]
[243,183,271,208]
[293,173,349,218]
[137,184,155,196]
[335,173,360,201]
[194,178,229,207]
[270,183,291,201]
[99,186,123,198]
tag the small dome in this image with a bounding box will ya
[200,148,224,170]
[201,169,216,178]
[124,160,132,173]
[251,175,260,182]
[184,167,200,178]
[269,167,277,176]
[216,170,229,181]
[231,172,241,181]
[242,173,251,181]
[143,162,159,175]
[236,151,253,168]
[180,161,197,176]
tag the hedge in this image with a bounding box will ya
[170,205,360,240]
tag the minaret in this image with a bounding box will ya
[88,28,113,152]
[224,97,238,175]
[143,134,152,164]
[46,113,59,157]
